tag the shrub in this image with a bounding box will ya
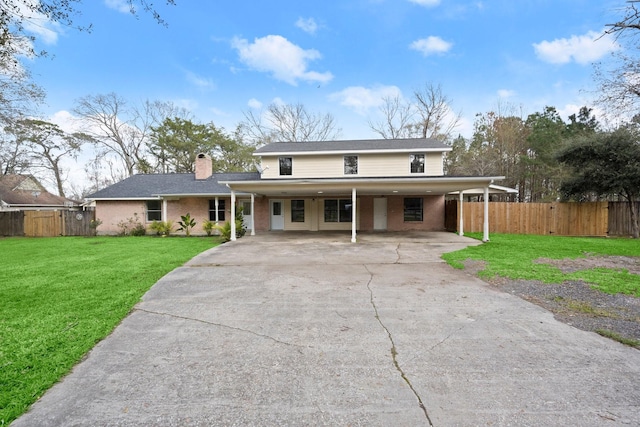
[202,219,215,236]
[116,213,146,236]
[212,219,245,242]
[150,220,174,236]
[235,206,247,238]
[177,213,197,237]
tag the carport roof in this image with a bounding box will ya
[221,175,505,197]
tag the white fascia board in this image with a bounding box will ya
[252,147,452,157]
[88,197,161,201]
[221,176,504,186]
[154,193,227,197]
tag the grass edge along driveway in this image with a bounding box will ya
[442,233,640,297]
[0,236,219,425]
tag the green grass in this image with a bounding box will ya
[442,233,640,296]
[0,236,219,425]
[596,329,640,348]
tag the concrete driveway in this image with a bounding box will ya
[13,232,640,426]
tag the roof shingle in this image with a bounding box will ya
[254,138,450,155]
[87,172,260,199]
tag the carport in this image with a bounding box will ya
[222,175,505,242]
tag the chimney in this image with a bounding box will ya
[195,153,213,180]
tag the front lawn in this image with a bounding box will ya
[442,233,640,296]
[0,236,219,425]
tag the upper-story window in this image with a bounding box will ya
[279,157,292,176]
[410,154,425,173]
[344,155,358,175]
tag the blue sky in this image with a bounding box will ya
[29,0,622,140]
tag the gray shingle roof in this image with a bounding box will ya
[87,172,260,199]
[254,138,450,154]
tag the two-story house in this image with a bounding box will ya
[87,138,504,241]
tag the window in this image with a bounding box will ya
[404,198,423,222]
[291,200,305,222]
[324,199,352,223]
[240,201,251,216]
[279,157,292,175]
[410,154,425,173]
[146,200,162,221]
[208,199,226,221]
[344,155,358,175]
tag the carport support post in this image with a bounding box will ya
[458,191,464,236]
[250,193,255,236]
[230,190,236,241]
[351,188,357,243]
[483,186,489,242]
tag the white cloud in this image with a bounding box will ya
[231,35,333,86]
[104,0,131,13]
[533,30,620,65]
[329,85,403,115]
[497,89,516,99]
[409,36,453,56]
[10,1,61,47]
[408,0,441,6]
[247,98,263,109]
[296,17,319,35]
[184,70,216,90]
[49,110,83,133]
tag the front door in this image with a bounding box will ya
[373,197,388,230]
[270,200,284,230]
[240,200,252,230]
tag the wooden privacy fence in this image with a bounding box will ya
[0,210,95,237]
[445,201,610,236]
[608,202,640,237]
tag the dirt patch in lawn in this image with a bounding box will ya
[462,257,640,348]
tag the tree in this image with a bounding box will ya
[0,129,29,175]
[74,94,183,177]
[0,1,175,131]
[557,125,640,238]
[149,118,255,174]
[149,117,221,173]
[241,102,341,144]
[0,1,176,67]
[368,94,415,139]
[594,2,640,117]
[523,107,568,202]
[368,83,461,142]
[8,119,93,197]
[604,1,640,38]
[471,106,529,200]
[411,83,462,141]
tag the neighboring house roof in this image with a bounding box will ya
[0,174,75,207]
[87,172,260,200]
[254,138,452,156]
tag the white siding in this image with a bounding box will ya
[259,151,445,179]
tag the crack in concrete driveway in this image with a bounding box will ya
[364,265,434,426]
